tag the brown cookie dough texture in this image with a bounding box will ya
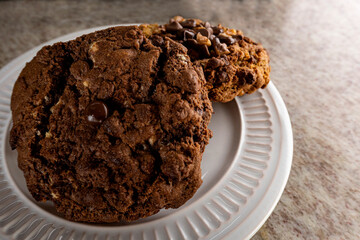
[141,16,271,102]
[10,26,212,222]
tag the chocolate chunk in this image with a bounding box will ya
[165,21,183,32]
[212,37,230,56]
[180,69,200,93]
[218,35,236,45]
[85,101,108,124]
[206,58,224,69]
[215,43,230,56]
[180,19,197,28]
[245,72,255,84]
[237,69,255,84]
[212,26,224,35]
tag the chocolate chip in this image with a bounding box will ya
[180,19,197,28]
[243,36,253,44]
[85,101,108,124]
[185,30,196,40]
[218,35,236,45]
[184,39,198,48]
[178,29,196,41]
[202,22,211,28]
[197,28,211,38]
[184,39,210,58]
[165,21,183,32]
[176,29,185,39]
[198,44,211,58]
[234,34,243,41]
[211,36,220,46]
[212,26,224,35]
[70,61,90,80]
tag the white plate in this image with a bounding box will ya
[0,26,293,240]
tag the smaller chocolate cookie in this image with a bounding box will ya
[141,16,271,102]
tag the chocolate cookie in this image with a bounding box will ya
[10,26,212,222]
[141,16,271,102]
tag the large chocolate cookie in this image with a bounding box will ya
[10,26,212,222]
[141,16,271,102]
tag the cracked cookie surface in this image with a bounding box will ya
[141,16,271,102]
[10,26,212,222]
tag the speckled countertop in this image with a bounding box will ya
[1,0,359,239]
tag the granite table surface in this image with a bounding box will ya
[0,0,359,239]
